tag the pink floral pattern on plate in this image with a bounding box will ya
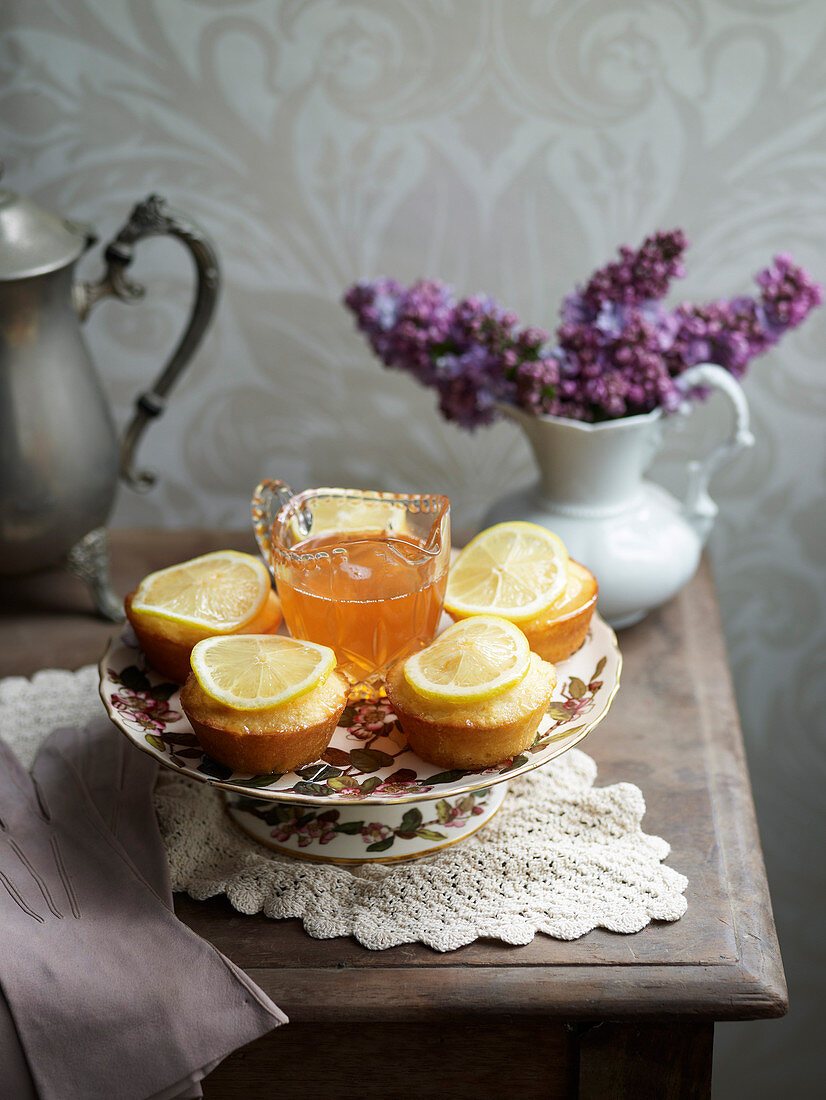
[231,789,491,855]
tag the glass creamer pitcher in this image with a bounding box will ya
[252,480,450,697]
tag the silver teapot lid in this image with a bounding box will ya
[0,165,89,280]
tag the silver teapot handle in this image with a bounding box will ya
[75,195,220,491]
[677,363,755,544]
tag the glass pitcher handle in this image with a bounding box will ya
[678,363,755,544]
[75,195,220,491]
[251,479,296,577]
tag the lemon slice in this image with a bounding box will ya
[444,522,568,622]
[403,615,531,703]
[190,634,337,711]
[131,550,271,632]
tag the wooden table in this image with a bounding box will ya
[0,529,787,1099]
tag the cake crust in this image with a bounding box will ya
[520,560,598,663]
[180,668,348,774]
[386,652,557,769]
[125,589,282,683]
[446,560,598,664]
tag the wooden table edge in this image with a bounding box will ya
[679,558,788,1016]
[245,957,788,1022]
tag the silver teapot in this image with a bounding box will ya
[0,173,220,619]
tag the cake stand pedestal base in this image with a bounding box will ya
[223,782,508,864]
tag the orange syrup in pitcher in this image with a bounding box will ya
[276,529,448,686]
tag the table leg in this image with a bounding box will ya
[576,1020,713,1099]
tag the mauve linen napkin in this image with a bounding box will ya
[0,719,287,1100]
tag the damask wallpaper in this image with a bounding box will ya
[2,2,824,1094]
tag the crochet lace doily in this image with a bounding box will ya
[1,666,688,952]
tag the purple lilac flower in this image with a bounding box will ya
[513,356,561,416]
[563,229,688,326]
[665,256,822,382]
[757,253,823,329]
[344,279,544,428]
[343,235,821,426]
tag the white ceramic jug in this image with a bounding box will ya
[483,364,754,628]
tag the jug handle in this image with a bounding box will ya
[677,363,755,545]
[252,479,296,578]
[75,195,220,491]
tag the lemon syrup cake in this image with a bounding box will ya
[444,522,568,622]
[124,550,282,683]
[385,616,557,770]
[444,521,597,664]
[179,634,347,774]
[518,560,598,663]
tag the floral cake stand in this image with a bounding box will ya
[99,617,621,864]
